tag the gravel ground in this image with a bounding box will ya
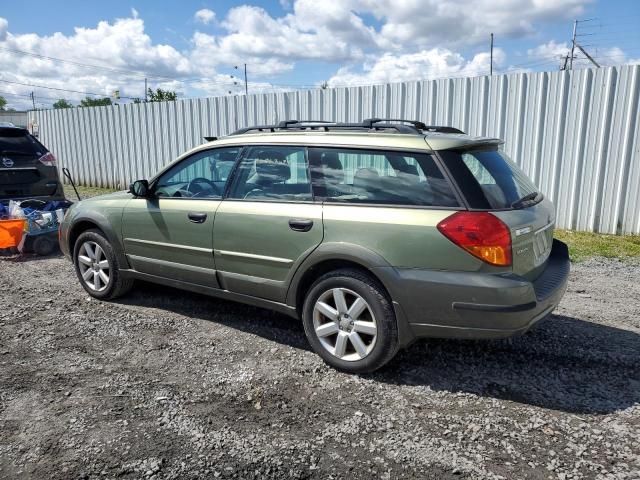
[0,255,638,480]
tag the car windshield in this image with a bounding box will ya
[440,148,540,209]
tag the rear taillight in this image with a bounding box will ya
[437,211,512,266]
[38,152,57,167]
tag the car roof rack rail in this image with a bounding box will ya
[229,119,465,136]
[363,118,465,134]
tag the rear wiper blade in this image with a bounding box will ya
[511,191,540,208]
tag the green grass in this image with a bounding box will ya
[555,229,640,262]
[64,184,117,200]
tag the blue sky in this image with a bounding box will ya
[0,0,638,109]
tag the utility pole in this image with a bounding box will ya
[490,33,494,75]
[243,64,248,96]
[567,19,599,70]
[569,20,578,70]
[144,78,148,102]
[29,91,36,110]
[235,64,249,95]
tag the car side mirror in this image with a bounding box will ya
[129,179,150,197]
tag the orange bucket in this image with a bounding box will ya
[0,219,26,248]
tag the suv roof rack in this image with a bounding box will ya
[230,119,464,136]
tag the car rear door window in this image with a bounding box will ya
[308,147,459,207]
[227,146,312,201]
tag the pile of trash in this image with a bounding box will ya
[0,199,72,256]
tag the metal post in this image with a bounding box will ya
[490,33,494,76]
[144,78,148,102]
[570,20,578,70]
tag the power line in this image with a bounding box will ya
[0,78,135,99]
[0,46,166,80]
[0,46,303,91]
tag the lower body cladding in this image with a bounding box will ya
[376,240,570,344]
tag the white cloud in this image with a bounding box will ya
[528,40,569,60]
[209,4,371,62]
[194,8,216,25]
[0,1,622,110]
[594,47,626,67]
[0,16,197,109]
[526,41,637,69]
[327,48,506,87]
[358,0,591,49]
[0,14,293,110]
[187,0,592,85]
[0,17,7,42]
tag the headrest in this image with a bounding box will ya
[216,151,239,161]
[253,150,290,184]
[402,164,419,176]
[320,151,344,183]
[353,167,380,192]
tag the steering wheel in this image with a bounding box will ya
[184,177,221,197]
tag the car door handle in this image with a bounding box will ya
[289,219,313,232]
[187,212,207,224]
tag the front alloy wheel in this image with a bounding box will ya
[77,241,110,292]
[73,229,134,300]
[313,287,377,361]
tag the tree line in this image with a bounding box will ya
[0,88,178,112]
[52,88,178,109]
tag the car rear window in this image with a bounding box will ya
[440,148,539,209]
[308,147,460,207]
[0,129,46,156]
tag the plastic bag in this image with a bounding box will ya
[8,200,25,219]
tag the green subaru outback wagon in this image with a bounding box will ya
[60,119,570,373]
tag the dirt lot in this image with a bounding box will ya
[0,255,638,480]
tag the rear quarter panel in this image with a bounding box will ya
[322,204,498,272]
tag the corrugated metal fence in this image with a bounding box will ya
[34,65,640,234]
[0,111,28,128]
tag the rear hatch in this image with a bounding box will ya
[439,146,555,280]
[0,127,60,200]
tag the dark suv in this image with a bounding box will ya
[0,126,64,203]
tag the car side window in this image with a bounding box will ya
[308,147,459,207]
[154,147,241,199]
[227,146,312,201]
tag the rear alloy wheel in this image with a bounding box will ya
[302,269,398,373]
[73,229,134,300]
[313,288,378,361]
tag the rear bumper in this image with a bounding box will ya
[376,239,570,341]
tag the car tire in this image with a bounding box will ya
[33,235,56,256]
[302,268,398,373]
[73,229,134,300]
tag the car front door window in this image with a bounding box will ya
[154,147,241,199]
